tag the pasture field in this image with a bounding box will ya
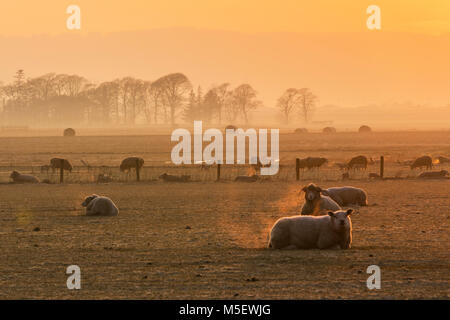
[0,131,449,299]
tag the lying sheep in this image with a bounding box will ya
[82,194,118,216]
[9,171,40,183]
[418,170,449,179]
[159,173,191,182]
[321,186,368,206]
[268,209,353,249]
[300,183,341,215]
[234,175,259,182]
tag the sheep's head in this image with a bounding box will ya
[328,209,353,233]
[302,183,322,202]
[10,171,20,179]
[82,194,99,207]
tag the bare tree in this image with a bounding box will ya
[297,88,318,123]
[277,88,301,124]
[156,73,192,125]
[232,84,261,124]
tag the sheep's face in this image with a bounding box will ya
[10,171,20,179]
[302,184,322,202]
[328,209,353,232]
[82,194,98,207]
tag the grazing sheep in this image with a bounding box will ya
[358,125,372,133]
[50,158,73,173]
[82,194,118,216]
[347,155,369,171]
[300,183,341,215]
[234,175,259,182]
[120,157,144,172]
[321,186,368,206]
[418,170,449,179]
[322,127,337,134]
[10,171,40,184]
[305,157,328,170]
[410,156,433,170]
[268,209,353,249]
[63,128,76,137]
[159,173,191,182]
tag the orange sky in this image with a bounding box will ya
[0,0,449,35]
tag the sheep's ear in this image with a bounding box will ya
[302,186,307,192]
[346,209,353,216]
[328,211,335,217]
[316,186,322,192]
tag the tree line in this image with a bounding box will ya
[0,70,317,127]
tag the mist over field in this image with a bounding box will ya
[1,28,449,131]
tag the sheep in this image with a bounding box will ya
[82,194,118,216]
[159,173,191,182]
[300,183,341,215]
[410,156,433,170]
[305,157,328,170]
[50,158,73,173]
[347,155,369,171]
[268,209,353,249]
[234,174,259,182]
[418,170,449,179]
[10,171,40,184]
[120,157,144,172]
[321,186,368,206]
[297,157,328,170]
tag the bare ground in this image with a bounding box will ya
[0,180,448,299]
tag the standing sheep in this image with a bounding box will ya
[268,209,353,249]
[82,194,119,216]
[321,186,368,206]
[10,171,40,183]
[50,158,73,173]
[300,183,341,215]
[347,155,369,171]
[120,157,144,172]
[410,156,433,170]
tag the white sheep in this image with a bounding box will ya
[82,194,119,216]
[321,186,368,206]
[268,209,353,249]
[10,171,40,183]
[300,183,341,215]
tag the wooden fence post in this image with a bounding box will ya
[296,158,300,181]
[59,159,64,183]
[136,159,140,182]
[216,163,221,181]
[380,156,384,179]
